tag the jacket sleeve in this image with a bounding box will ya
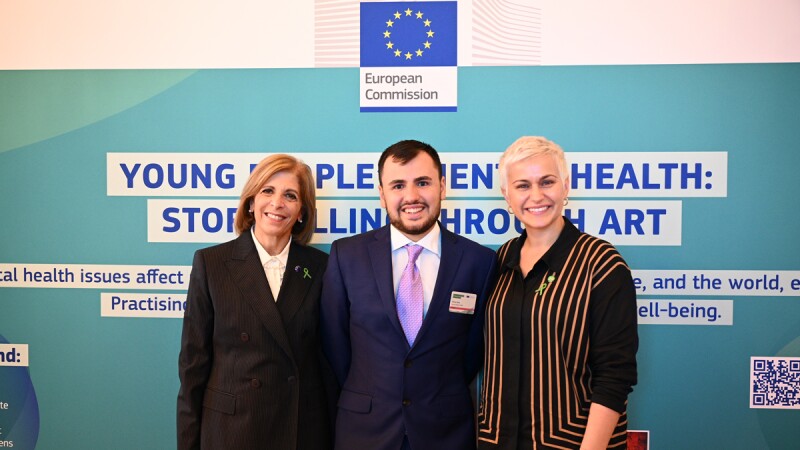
[177,250,215,450]
[319,240,352,387]
[464,249,498,380]
[587,257,639,414]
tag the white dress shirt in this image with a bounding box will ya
[390,223,441,318]
[251,228,291,301]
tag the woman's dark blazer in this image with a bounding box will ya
[177,232,331,450]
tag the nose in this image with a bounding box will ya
[405,184,421,202]
[530,185,544,202]
[270,195,285,208]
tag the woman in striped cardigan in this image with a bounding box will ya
[478,137,638,450]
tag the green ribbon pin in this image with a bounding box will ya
[535,274,557,295]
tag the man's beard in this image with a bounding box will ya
[387,204,440,237]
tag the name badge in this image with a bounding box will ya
[449,291,477,315]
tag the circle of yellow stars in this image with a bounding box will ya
[383,8,434,60]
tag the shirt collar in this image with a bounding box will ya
[251,227,292,267]
[389,222,441,257]
[503,217,581,273]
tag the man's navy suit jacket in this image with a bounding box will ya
[321,224,496,450]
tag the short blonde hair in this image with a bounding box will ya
[234,154,317,245]
[498,136,568,190]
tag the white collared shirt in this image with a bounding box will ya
[251,228,291,301]
[390,223,441,318]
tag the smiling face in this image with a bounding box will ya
[250,170,303,247]
[503,154,569,238]
[379,152,446,241]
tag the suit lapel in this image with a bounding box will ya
[415,227,464,345]
[226,233,294,362]
[368,226,407,342]
[276,242,321,324]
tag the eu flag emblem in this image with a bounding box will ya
[360,2,457,67]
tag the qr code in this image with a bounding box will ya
[750,357,800,409]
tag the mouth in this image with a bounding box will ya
[525,205,551,214]
[401,204,426,217]
[264,212,288,222]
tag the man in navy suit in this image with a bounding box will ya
[321,140,496,450]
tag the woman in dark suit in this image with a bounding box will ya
[177,154,331,449]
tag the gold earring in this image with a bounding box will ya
[507,206,513,213]
[563,198,569,206]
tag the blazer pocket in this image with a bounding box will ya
[203,387,236,415]
[436,392,472,418]
[337,389,372,414]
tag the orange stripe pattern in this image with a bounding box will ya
[478,230,635,449]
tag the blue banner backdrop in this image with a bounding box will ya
[1,63,800,449]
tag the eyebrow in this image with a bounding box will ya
[388,176,432,185]
[261,185,299,194]
[514,173,557,181]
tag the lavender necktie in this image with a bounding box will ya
[397,244,424,346]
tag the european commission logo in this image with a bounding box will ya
[361,1,457,67]
[359,1,458,112]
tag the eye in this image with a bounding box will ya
[261,187,274,195]
[391,183,404,190]
[513,182,529,190]
[417,180,430,187]
[540,175,562,188]
[284,192,299,202]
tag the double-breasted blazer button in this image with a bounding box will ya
[402,399,411,406]
[250,378,261,388]
[404,359,413,368]
[287,375,297,384]
[240,332,250,342]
